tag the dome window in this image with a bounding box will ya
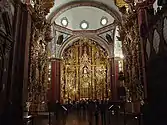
[80,20,89,29]
[61,17,68,27]
[101,17,108,26]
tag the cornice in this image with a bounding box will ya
[97,22,117,35]
[54,24,73,35]
[53,22,117,36]
[50,58,62,61]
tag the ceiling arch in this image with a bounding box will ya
[47,1,122,24]
[58,35,113,58]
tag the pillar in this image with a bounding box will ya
[110,58,118,100]
[51,58,61,102]
[136,3,150,99]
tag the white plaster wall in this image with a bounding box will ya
[47,0,121,19]
[54,6,114,30]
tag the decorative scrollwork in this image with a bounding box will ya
[118,3,144,102]
[61,38,111,102]
[27,0,53,112]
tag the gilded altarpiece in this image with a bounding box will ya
[61,38,111,101]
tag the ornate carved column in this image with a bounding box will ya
[117,3,145,112]
[136,2,154,99]
[28,23,51,112]
[27,0,53,113]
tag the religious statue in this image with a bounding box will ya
[82,66,89,79]
[82,46,89,64]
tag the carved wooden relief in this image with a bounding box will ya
[27,0,53,112]
[118,7,144,101]
[61,38,111,101]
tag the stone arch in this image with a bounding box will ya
[58,35,112,58]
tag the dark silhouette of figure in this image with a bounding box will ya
[54,100,62,124]
[100,100,106,125]
[88,100,95,125]
[118,86,126,101]
[54,100,68,125]
[141,99,149,125]
[94,100,99,125]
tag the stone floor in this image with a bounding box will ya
[31,111,141,125]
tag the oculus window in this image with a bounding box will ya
[61,17,68,27]
[80,20,89,29]
[100,17,108,26]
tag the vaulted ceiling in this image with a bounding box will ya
[47,0,123,31]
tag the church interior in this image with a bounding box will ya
[0,0,167,125]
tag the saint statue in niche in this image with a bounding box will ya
[95,51,100,60]
[83,66,89,77]
[82,46,89,63]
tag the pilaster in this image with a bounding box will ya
[51,58,61,102]
[109,58,118,100]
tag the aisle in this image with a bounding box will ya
[65,111,89,125]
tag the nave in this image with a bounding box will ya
[1,0,167,125]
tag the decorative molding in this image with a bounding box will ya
[97,22,117,35]
[54,23,73,35]
[60,38,111,100]
[53,22,117,36]
[118,4,145,101]
[47,1,121,24]
[27,0,53,112]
